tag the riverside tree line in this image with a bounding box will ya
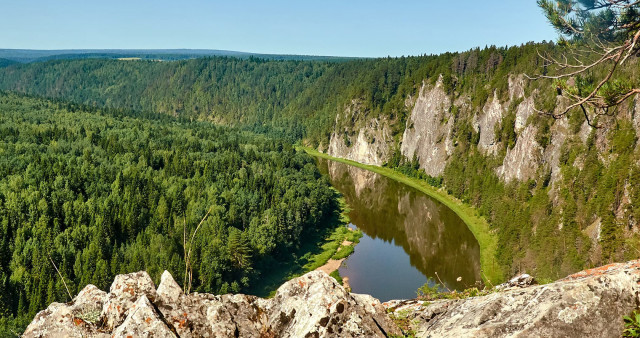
[0,93,338,331]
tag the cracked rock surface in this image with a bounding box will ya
[385,260,640,337]
[23,270,400,337]
[23,260,640,337]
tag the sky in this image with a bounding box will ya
[1,1,558,57]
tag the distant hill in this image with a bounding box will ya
[0,58,17,68]
[0,49,358,63]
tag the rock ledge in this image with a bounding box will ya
[23,270,399,337]
[24,260,640,337]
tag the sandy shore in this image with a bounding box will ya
[316,258,345,275]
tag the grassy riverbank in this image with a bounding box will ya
[301,147,504,284]
[301,196,362,272]
[248,193,362,297]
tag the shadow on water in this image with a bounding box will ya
[245,188,344,298]
[316,158,481,301]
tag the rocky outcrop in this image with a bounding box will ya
[102,270,158,330]
[474,92,505,156]
[508,74,525,102]
[327,101,394,166]
[24,285,109,337]
[543,105,570,188]
[23,270,400,338]
[633,95,640,153]
[401,79,454,176]
[386,260,640,337]
[24,260,640,337]
[514,96,534,132]
[497,125,543,182]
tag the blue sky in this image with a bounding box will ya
[1,1,558,57]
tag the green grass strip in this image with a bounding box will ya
[253,195,362,297]
[300,147,504,284]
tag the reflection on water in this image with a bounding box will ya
[316,158,482,301]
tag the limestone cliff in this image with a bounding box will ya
[400,78,454,177]
[473,91,505,156]
[24,260,640,337]
[327,100,394,166]
[496,125,543,182]
[321,74,563,185]
[319,73,640,204]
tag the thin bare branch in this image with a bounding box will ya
[526,46,623,81]
[183,206,213,294]
[621,30,640,63]
[49,255,73,301]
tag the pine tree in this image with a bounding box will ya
[227,228,252,269]
[534,0,640,123]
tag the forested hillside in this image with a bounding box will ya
[0,59,17,68]
[1,40,639,293]
[0,44,552,144]
[0,92,339,332]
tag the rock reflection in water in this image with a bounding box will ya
[317,158,482,301]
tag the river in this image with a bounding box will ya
[316,158,482,301]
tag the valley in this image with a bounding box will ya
[316,157,481,301]
[1,9,639,335]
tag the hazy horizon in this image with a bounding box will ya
[1,1,557,58]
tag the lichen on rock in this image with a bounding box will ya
[386,260,640,337]
[23,270,400,338]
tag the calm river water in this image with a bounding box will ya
[316,158,482,301]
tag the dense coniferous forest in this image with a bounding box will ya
[0,59,17,68]
[0,92,338,332]
[1,41,640,332]
[0,42,560,144]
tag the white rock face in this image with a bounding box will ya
[400,79,454,176]
[474,92,504,156]
[111,295,176,338]
[22,284,109,337]
[544,108,570,188]
[327,102,394,165]
[514,96,534,132]
[497,125,543,182]
[386,260,640,338]
[102,271,158,330]
[508,74,525,102]
[633,95,640,144]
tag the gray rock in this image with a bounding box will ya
[400,77,454,177]
[389,260,640,337]
[25,269,399,337]
[514,96,533,132]
[495,273,536,290]
[327,100,394,166]
[264,271,401,337]
[496,124,543,182]
[474,92,504,156]
[156,270,183,305]
[508,74,526,102]
[25,260,640,338]
[102,271,158,330]
[112,294,177,337]
[23,284,109,338]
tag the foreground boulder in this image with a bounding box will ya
[23,260,640,337]
[385,260,640,337]
[23,270,400,337]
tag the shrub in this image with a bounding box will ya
[623,310,640,337]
